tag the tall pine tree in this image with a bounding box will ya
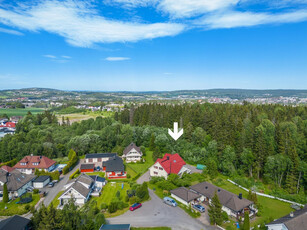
[208,191,223,225]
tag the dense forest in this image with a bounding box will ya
[0,103,306,202]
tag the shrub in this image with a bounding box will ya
[25,204,31,211]
[100,203,108,210]
[116,190,121,199]
[129,196,141,205]
[63,153,79,175]
[108,202,118,213]
[222,211,229,222]
[69,169,80,179]
[127,174,131,179]
[3,183,8,203]
[33,189,39,194]
[35,169,60,181]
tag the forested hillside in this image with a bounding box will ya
[119,103,307,197]
[0,103,306,202]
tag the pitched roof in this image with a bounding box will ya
[71,182,91,198]
[0,169,36,192]
[77,173,94,186]
[267,205,307,230]
[102,156,124,172]
[80,164,95,170]
[170,187,201,202]
[89,175,106,182]
[33,175,50,183]
[85,153,116,159]
[190,182,253,212]
[155,153,186,175]
[123,143,142,155]
[14,155,56,169]
[0,215,31,230]
[1,165,14,173]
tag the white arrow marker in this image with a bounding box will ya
[168,122,183,141]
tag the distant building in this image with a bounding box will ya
[0,169,35,199]
[14,155,57,174]
[266,205,307,230]
[149,153,191,179]
[122,143,143,163]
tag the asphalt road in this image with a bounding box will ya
[43,161,81,206]
[108,189,218,230]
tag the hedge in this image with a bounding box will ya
[69,169,80,179]
[35,169,60,181]
[63,155,79,175]
[0,158,18,167]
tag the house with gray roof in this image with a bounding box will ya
[102,156,126,179]
[122,143,143,163]
[84,153,116,166]
[266,205,307,230]
[0,169,35,199]
[59,173,94,206]
[190,181,257,219]
[170,187,201,206]
[0,215,31,230]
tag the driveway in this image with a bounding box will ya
[42,160,81,206]
[137,170,150,184]
[108,189,218,230]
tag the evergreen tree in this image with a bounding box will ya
[242,211,250,230]
[3,183,8,203]
[149,133,156,151]
[208,191,223,225]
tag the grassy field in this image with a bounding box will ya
[211,177,294,227]
[86,172,105,177]
[56,111,114,124]
[0,108,45,117]
[125,149,154,175]
[0,194,40,216]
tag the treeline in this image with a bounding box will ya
[119,103,307,195]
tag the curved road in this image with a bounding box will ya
[108,189,218,230]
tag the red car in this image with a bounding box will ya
[129,203,142,211]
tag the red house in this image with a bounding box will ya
[80,163,95,173]
[14,155,57,174]
[149,153,191,179]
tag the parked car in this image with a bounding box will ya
[48,182,54,187]
[163,197,177,207]
[96,166,101,171]
[193,204,205,213]
[129,203,142,211]
[26,186,34,192]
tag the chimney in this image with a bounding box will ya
[290,212,294,218]
[167,156,169,160]
[218,189,221,192]
[239,193,243,199]
[31,154,33,156]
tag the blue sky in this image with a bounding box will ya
[0,0,306,91]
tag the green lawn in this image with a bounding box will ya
[0,194,40,216]
[0,108,45,117]
[50,191,64,208]
[126,150,154,175]
[86,172,105,177]
[131,228,171,230]
[93,182,130,207]
[212,177,294,227]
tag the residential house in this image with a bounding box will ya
[10,116,23,123]
[266,205,307,230]
[0,169,36,199]
[14,155,57,174]
[102,156,126,179]
[59,174,94,206]
[1,165,14,173]
[170,187,201,206]
[88,175,107,188]
[84,153,116,165]
[0,215,31,230]
[80,163,95,173]
[122,143,143,163]
[149,153,191,179]
[190,182,257,219]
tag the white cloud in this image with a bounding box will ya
[62,55,71,59]
[0,0,185,47]
[198,10,307,28]
[105,57,131,61]
[0,27,23,35]
[43,54,57,59]
[157,0,239,18]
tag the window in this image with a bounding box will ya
[32,162,39,166]
[20,162,27,166]
[154,166,158,169]
[154,171,158,175]
[159,167,163,170]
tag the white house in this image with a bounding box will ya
[266,205,307,230]
[170,187,201,206]
[122,143,143,163]
[0,169,36,199]
[59,174,94,206]
[149,153,191,179]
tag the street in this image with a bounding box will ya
[108,189,218,230]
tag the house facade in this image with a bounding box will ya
[170,187,201,206]
[122,143,143,163]
[266,205,307,230]
[190,182,257,219]
[0,169,35,199]
[84,153,116,165]
[14,155,57,174]
[149,153,191,179]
